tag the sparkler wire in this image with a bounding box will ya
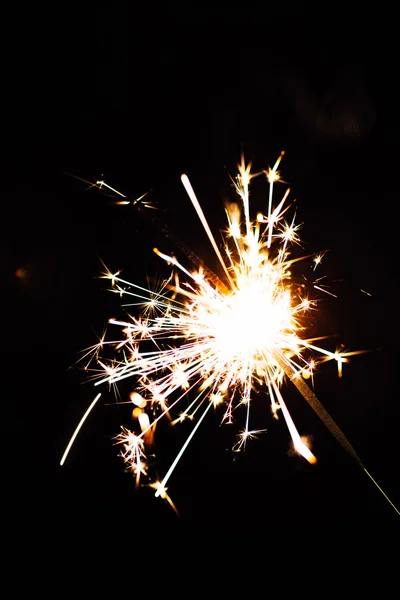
[274,353,362,465]
[275,353,399,515]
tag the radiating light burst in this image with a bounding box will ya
[62,152,399,517]
[92,155,349,480]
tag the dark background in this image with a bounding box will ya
[5,5,400,551]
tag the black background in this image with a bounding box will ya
[5,5,400,557]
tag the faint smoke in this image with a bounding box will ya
[282,64,376,143]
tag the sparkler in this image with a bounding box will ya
[62,153,399,516]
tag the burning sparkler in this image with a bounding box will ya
[62,153,399,516]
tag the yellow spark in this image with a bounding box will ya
[313,252,327,270]
[181,174,235,288]
[151,481,179,514]
[313,285,338,298]
[264,150,285,184]
[138,412,154,446]
[233,428,267,452]
[278,217,302,245]
[98,360,118,378]
[130,391,147,408]
[99,259,121,287]
[96,180,127,198]
[360,289,372,296]
[114,426,148,487]
[210,392,224,407]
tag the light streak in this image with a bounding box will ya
[60,393,102,466]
